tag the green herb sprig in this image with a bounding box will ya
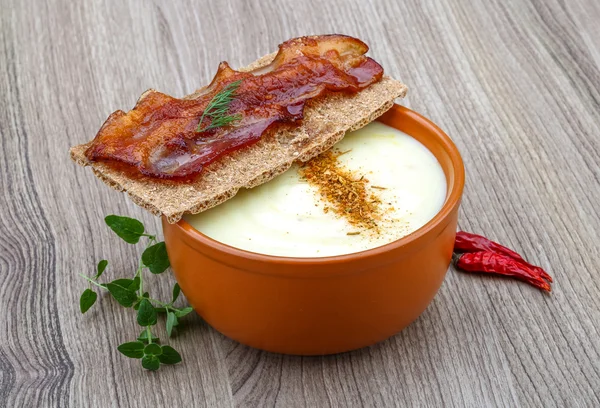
[196,79,243,132]
[79,215,194,371]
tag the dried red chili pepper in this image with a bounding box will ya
[453,252,551,292]
[454,231,552,283]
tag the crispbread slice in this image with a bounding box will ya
[70,51,407,223]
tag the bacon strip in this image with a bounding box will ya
[85,35,384,179]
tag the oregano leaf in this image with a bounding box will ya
[158,346,182,365]
[111,278,133,288]
[95,260,108,279]
[128,276,141,292]
[117,341,144,359]
[144,343,162,356]
[142,354,160,371]
[105,215,145,244]
[174,307,194,318]
[171,283,181,303]
[166,312,177,337]
[141,242,170,274]
[79,289,97,314]
[137,299,157,326]
[106,282,138,307]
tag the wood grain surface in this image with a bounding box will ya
[1,0,599,406]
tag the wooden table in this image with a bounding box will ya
[2,0,599,406]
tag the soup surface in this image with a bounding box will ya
[185,122,447,257]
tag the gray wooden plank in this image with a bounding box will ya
[1,0,234,406]
[1,0,599,406]
[0,12,74,407]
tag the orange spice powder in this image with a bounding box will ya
[299,149,382,233]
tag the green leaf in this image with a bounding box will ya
[141,241,170,274]
[111,278,133,288]
[166,312,178,337]
[174,307,194,318]
[142,292,149,298]
[144,343,162,355]
[79,289,97,314]
[171,283,181,303]
[105,215,145,244]
[117,341,144,359]
[158,346,182,365]
[137,299,157,326]
[95,260,108,279]
[142,354,160,371]
[137,330,159,344]
[106,283,138,307]
[128,276,141,292]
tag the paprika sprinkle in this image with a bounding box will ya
[299,149,382,231]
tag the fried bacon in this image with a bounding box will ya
[85,35,384,179]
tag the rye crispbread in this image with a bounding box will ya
[70,51,407,223]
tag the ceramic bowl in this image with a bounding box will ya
[162,104,465,355]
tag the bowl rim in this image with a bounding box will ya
[171,104,465,267]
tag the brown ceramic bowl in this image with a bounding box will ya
[162,104,464,355]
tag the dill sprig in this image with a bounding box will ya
[196,80,243,132]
